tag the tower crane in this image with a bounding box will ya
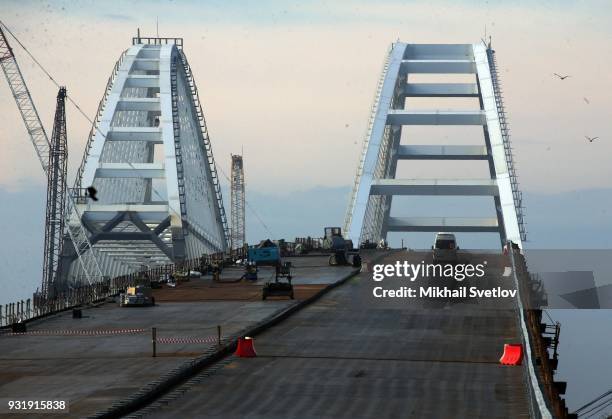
[42,87,68,297]
[0,22,103,294]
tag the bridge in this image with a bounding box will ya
[0,35,574,418]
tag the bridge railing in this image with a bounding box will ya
[0,246,248,328]
[509,244,557,419]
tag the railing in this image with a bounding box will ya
[132,37,183,48]
[170,53,188,231]
[509,244,563,418]
[488,48,527,242]
[178,50,230,248]
[0,247,248,328]
[74,49,128,190]
[344,42,394,239]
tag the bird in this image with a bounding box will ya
[553,73,571,80]
[585,136,599,143]
[86,186,99,201]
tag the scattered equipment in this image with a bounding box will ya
[262,262,294,300]
[248,239,280,266]
[322,227,360,267]
[242,262,258,281]
[119,285,155,307]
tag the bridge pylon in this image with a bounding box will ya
[345,42,526,248]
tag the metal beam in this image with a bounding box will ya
[95,163,165,178]
[387,110,486,125]
[370,179,498,196]
[81,205,170,223]
[403,83,478,97]
[403,44,474,60]
[132,58,160,71]
[397,145,488,160]
[386,216,499,232]
[124,75,160,88]
[400,59,476,74]
[107,127,162,142]
[115,97,160,112]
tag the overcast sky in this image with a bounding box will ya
[1,0,611,195]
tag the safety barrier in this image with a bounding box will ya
[509,244,554,419]
[3,328,147,337]
[151,325,222,357]
[0,247,249,328]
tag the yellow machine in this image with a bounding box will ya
[119,285,155,307]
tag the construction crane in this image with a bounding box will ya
[0,22,103,293]
[230,154,246,250]
[42,87,68,297]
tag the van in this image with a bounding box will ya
[432,232,458,263]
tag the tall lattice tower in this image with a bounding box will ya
[345,42,526,248]
[42,87,68,297]
[60,35,230,285]
[230,154,246,250]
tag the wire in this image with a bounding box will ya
[1,19,275,242]
[215,164,275,239]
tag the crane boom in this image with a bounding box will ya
[0,23,104,288]
[0,25,50,172]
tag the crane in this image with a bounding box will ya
[42,87,68,297]
[0,22,103,293]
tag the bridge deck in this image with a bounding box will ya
[0,257,353,418]
[144,251,530,418]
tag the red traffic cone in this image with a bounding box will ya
[235,336,257,357]
[500,343,523,365]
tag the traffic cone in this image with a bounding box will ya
[235,336,257,357]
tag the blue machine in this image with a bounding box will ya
[248,240,280,266]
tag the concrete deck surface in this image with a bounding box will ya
[0,257,353,418]
[143,251,530,419]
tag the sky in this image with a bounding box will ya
[1,0,612,411]
[1,0,612,195]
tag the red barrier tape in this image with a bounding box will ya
[157,335,218,345]
[5,328,147,336]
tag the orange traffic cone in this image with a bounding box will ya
[500,343,523,365]
[235,336,257,357]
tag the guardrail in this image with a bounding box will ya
[509,243,574,418]
[0,247,248,328]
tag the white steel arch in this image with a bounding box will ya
[63,38,229,283]
[344,42,526,248]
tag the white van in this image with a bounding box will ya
[432,232,458,263]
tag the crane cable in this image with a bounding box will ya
[0,19,275,240]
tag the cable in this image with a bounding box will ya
[1,19,275,242]
[216,164,275,239]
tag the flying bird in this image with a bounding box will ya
[86,186,99,201]
[553,73,571,80]
[585,136,599,143]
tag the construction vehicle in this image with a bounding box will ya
[119,285,155,307]
[262,262,294,300]
[322,227,361,267]
[248,239,280,266]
